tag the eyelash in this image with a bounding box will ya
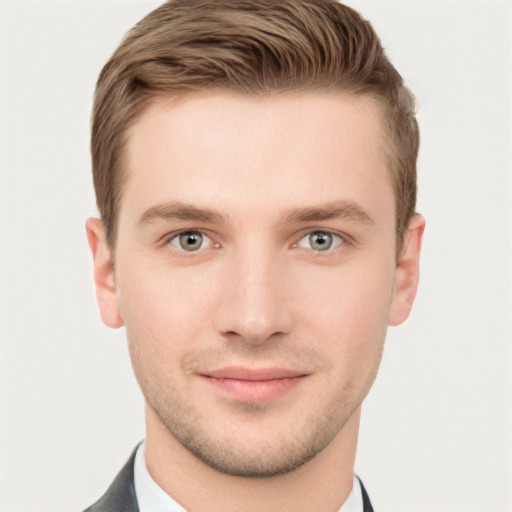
[164,230,219,253]
[162,229,350,254]
[294,231,347,252]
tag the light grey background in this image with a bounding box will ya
[0,1,510,511]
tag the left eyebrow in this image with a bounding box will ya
[280,200,376,225]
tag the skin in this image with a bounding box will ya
[87,91,424,512]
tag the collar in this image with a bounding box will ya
[134,441,363,512]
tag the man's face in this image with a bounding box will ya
[90,92,420,477]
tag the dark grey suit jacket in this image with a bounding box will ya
[84,447,374,512]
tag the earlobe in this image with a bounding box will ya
[85,218,124,329]
[388,214,426,326]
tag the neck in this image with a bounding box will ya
[144,404,360,512]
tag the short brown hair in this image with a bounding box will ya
[91,0,419,251]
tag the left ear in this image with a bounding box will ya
[388,214,426,326]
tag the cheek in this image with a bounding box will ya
[298,258,394,329]
[115,265,216,356]
[296,258,394,372]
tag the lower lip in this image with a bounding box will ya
[201,375,305,402]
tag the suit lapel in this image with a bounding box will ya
[357,476,374,512]
[83,446,140,512]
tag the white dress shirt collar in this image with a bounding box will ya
[134,441,363,512]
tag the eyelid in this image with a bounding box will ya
[294,229,350,251]
[162,229,219,252]
[159,227,350,253]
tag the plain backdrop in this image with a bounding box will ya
[0,1,510,511]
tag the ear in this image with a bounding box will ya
[85,218,124,329]
[388,214,426,326]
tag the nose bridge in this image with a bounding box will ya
[214,239,292,344]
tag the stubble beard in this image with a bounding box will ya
[133,349,383,479]
[125,294,389,478]
[148,391,350,478]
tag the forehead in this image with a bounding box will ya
[121,91,392,224]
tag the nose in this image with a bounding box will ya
[213,245,293,345]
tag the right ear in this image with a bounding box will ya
[85,218,124,329]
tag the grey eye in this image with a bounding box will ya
[308,232,333,250]
[171,231,206,251]
[297,231,342,251]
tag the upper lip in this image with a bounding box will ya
[201,366,308,381]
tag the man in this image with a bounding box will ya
[85,0,424,510]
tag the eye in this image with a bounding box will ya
[168,230,214,252]
[297,231,343,251]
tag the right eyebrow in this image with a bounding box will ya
[138,201,227,226]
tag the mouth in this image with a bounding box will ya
[199,366,309,402]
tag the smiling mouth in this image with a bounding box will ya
[199,367,308,402]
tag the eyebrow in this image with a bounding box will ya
[138,201,226,226]
[281,200,376,225]
[138,199,375,227]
